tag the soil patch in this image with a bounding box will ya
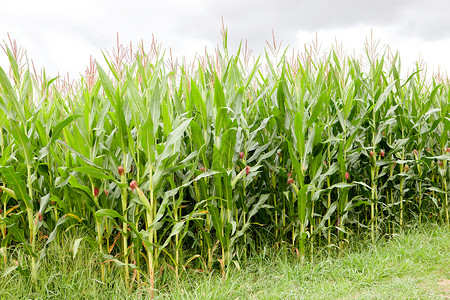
[437,279,450,298]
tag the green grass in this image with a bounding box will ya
[1,224,448,299]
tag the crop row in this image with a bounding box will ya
[0,36,449,294]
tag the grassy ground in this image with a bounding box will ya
[0,224,449,299]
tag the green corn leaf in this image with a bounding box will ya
[39,215,70,261]
[276,71,286,116]
[97,63,128,153]
[294,111,305,158]
[191,80,207,119]
[68,176,92,197]
[71,238,84,259]
[287,139,302,180]
[215,107,232,136]
[297,184,308,224]
[95,208,126,222]
[9,120,33,166]
[207,201,224,243]
[5,46,20,84]
[141,114,156,164]
[316,202,337,232]
[39,115,81,159]
[0,166,31,208]
[0,66,24,123]
[149,80,161,133]
[102,254,137,269]
[2,217,36,257]
[326,182,354,190]
[220,128,237,170]
[57,140,99,167]
[248,194,270,220]
[157,117,192,167]
[0,185,16,199]
[214,74,226,110]
[72,166,122,187]
[306,91,326,129]
[374,81,395,113]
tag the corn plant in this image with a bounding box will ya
[0,33,449,294]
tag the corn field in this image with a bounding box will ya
[0,33,449,294]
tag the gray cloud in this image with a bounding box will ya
[2,0,450,77]
[171,1,408,38]
[399,0,450,40]
[168,0,450,48]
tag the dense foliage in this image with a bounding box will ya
[0,34,449,294]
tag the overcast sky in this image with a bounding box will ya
[1,0,450,80]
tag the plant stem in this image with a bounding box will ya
[148,163,155,297]
[26,165,37,282]
[121,155,129,288]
